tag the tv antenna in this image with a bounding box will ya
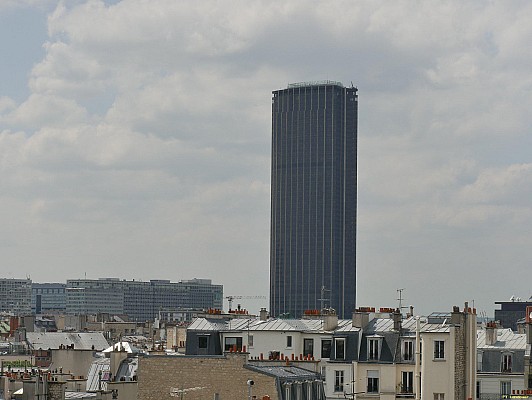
[397,288,408,312]
[318,286,331,310]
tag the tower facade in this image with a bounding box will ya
[270,81,357,319]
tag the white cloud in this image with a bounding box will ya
[1,94,88,130]
[1,0,532,315]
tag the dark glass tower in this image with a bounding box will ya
[270,81,357,319]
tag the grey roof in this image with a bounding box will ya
[246,364,321,380]
[26,332,109,350]
[477,328,527,349]
[86,357,109,392]
[189,317,358,334]
[188,315,461,338]
[115,356,138,381]
[366,316,451,334]
[65,392,97,399]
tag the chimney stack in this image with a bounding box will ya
[323,308,338,331]
[259,308,268,322]
[393,309,402,331]
[352,307,374,328]
[486,321,497,346]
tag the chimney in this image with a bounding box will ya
[259,308,268,322]
[450,305,462,325]
[352,308,372,328]
[393,309,402,331]
[526,306,532,345]
[323,309,338,331]
[486,321,497,345]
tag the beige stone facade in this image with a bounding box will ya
[138,353,279,400]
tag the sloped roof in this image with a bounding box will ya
[65,392,97,399]
[477,328,527,349]
[190,317,359,334]
[26,332,109,350]
[246,364,321,380]
[86,357,109,392]
[103,342,140,354]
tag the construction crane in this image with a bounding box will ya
[225,295,267,311]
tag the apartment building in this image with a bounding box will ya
[185,305,477,400]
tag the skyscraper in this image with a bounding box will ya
[270,81,357,319]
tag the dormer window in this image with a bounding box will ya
[402,339,414,361]
[368,337,381,361]
[335,338,346,360]
[501,353,512,373]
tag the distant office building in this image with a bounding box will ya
[31,283,66,314]
[495,298,532,331]
[270,81,358,319]
[66,278,223,321]
[0,278,32,315]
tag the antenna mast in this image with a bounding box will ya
[397,288,407,313]
[318,286,331,310]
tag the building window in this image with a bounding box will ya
[303,338,314,357]
[285,383,292,400]
[198,336,208,349]
[434,340,445,360]
[401,371,413,393]
[286,335,293,348]
[248,335,254,348]
[334,370,344,392]
[367,370,379,393]
[224,337,242,351]
[477,351,483,371]
[402,340,414,361]
[501,354,512,372]
[434,393,445,400]
[321,339,332,358]
[335,338,346,360]
[476,381,480,399]
[501,382,511,397]
[368,338,380,360]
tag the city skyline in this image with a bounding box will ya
[0,1,531,317]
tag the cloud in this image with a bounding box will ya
[1,0,532,314]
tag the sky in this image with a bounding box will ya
[0,0,531,317]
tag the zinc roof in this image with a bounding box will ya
[189,317,360,334]
[65,392,97,399]
[189,314,463,336]
[367,316,451,334]
[477,328,527,349]
[247,364,320,380]
[26,332,109,351]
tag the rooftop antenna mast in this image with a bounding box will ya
[318,286,331,310]
[397,288,407,313]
